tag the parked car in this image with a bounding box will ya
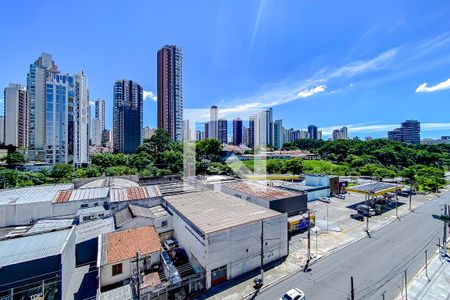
[357,204,376,217]
[318,197,331,203]
[280,288,305,300]
[350,213,365,221]
[164,239,178,251]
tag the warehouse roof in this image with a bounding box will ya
[78,177,140,189]
[164,190,282,235]
[102,225,161,265]
[0,228,74,267]
[109,186,161,202]
[222,181,299,201]
[76,217,115,243]
[28,219,74,234]
[53,187,109,203]
[0,184,73,205]
[114,205,169,227]
[346,182,403,196]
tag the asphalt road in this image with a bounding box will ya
[254,192,450,300]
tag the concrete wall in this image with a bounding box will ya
[168,206,207,268]
[118,215,172,234]
[100,252,160,288]
[205,213,288,288]
[0,201,52,227]
[168,205,288,289]
[61,228,76,299]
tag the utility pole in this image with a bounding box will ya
[395,194,399,219]
[365,194,370,234]
[260,220,264,284]
[404,269,408,300]
[326,203,329,232]
[425,250,429,281]
[350,276,354,300]
[307,209,311,263]
[315,229,318,258]
[444,205,448,256]
[135,251,141,299]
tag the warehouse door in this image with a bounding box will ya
[211,265,227,286]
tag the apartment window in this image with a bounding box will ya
[161,220,168,227]
[112,263,123,276]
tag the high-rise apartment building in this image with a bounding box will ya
[91,98,106,146]
[95,98,106,132]
[209,105,218,139]
[113,79,143,153]
[332,127,348,141]
[4,83,29,147]
[27,53,58,150]
[157,45,183,142]
[243,127,249,147]
[44,73,73,164]
[143,127,156,140]
[218,118,228,144]
[249,115,258,148]
[0,116,4,145]
[73,71,90,165]
[388,120,420,144]
[308,125,318,140]
[204,122,209,139]
[233,118,243,145]
[273,119,284,149]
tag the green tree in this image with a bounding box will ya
[51,164,75,181]
[195,139,222,162]
[105,166,136,176]
[3,152,26,165]
[285,158,304,175]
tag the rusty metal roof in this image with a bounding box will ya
[222,181,299,201]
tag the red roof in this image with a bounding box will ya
[106,226,161,264]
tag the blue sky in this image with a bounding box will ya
[1,0,450,139]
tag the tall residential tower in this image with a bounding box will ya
[157,45,183,142]
[113,80,143,153]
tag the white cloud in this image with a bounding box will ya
[89,101,95,106]
[415,78,450,93]
[297,85,326,98]
[216,48,398,116]
[143,90,157,101]
[329,49,397,79]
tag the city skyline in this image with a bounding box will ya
[1,1,450,139]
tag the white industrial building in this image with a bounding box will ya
[164,190,288,288]
[0,178,162,227]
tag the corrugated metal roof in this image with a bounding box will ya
[78,177,140,189]
[53,187,109,203]
[28,219,74,234]
[113,207,133,227]
[222,181,298,201]
[109,187,150,202]
[164,190,282,235]
[0,184,73,205]
[76,217,115,243]
[145,185,162,197]
[0,228,74,267]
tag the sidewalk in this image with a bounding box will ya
[401,250,450,300]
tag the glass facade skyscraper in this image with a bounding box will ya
[113,79,143,153]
